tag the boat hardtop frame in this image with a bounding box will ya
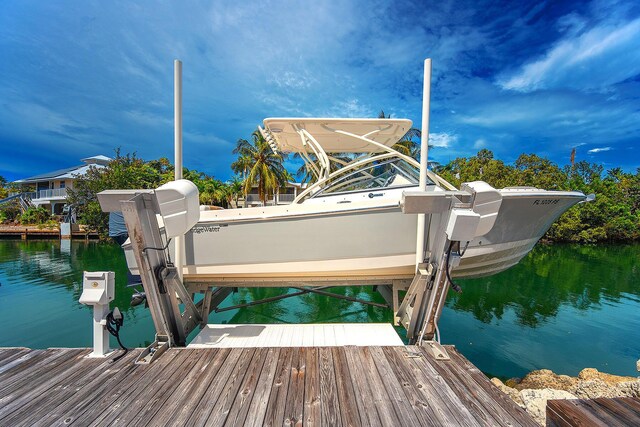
[260,117,455,203]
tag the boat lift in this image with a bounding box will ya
[95,58,503,363]
[97,177,501,363]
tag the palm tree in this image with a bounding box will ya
[294,152,354,184]
[232,130,289,205]
[227,175,245,208]
[200,178,229,207]
[378,110,425,160]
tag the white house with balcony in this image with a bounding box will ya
[12,155,112,214]
[240,181,307,207]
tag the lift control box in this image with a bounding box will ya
[445,209,481,242]
[155,179,200,238]
[79,271,115,306]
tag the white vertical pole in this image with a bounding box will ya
[415,58,432,269]
[91,304,110,357]
[174,59,184,280]
[174,60,183,180]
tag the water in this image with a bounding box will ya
[0,240,638,378]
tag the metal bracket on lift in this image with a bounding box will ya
[420,340,450,361]
[135,335,170,365]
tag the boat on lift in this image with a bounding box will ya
[169,117,585,285]
[97,59,588,347]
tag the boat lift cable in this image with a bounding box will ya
[446,241,464,294]
[105,307,128,363]
[142,237,172,255]
[143,237,173,264]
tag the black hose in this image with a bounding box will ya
[105,308,128,363]
[446,241,463,293]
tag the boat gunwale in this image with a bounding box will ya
[197,189,585,225]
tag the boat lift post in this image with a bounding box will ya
[98,181,205,364]
[399,181,502,357]
[415,58,432,270]
[174,59,185,282]
[401,57,503,353]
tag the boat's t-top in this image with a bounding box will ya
[259,118,455,203]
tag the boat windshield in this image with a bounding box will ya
[310,158,424,198]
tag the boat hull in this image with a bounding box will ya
[174,189,584,284]
[456,190,583,278]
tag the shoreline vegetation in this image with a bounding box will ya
[491,366,640,425]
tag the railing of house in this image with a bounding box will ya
[9,191,37,199]
[244,194,264,203]
[277,194,296,203]
[32,188,67,199]
[244,193,296,204]
[37,188,67,199]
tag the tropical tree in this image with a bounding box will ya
[378,110,422,159]
[227,176,245,207]
[294,152,354,184]
[200,178,229,207]
[66,150,172,239]
[438,150,640,243]
[232,130,289,205]
[0,175,7,199]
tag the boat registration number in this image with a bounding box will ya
[533,199,559,206]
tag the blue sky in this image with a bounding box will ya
[1,0,639,182]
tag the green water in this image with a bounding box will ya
[0,240,638,379]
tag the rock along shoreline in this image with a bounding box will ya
[491,367,640,425]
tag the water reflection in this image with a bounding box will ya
[442,244,640,377]
[451,244,640,327]
[0,240,137,312]
[0,240,153,349]
[1,240,638,377]
[217,286,392,325]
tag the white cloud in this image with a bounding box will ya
[473,138,486,149]
[429,132,457,148]
[587,147,612,153]
[125,110,172,127]
[322,99,375,118]
[499,17,640,92]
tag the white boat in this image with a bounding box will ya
[98,59,588,348]
[174,117,585,285]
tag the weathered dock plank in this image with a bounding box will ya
[263,347,293,427]
[167,347,235,426]
[0,348,30,364]
[331,347,361,427]
[547,397,640,427]
[243,347,281,427]
[445,347,536,426]
[344,346,383,426]
[368,346,421,426]
[223,347,269,427]
[318,347,341,427]
[0,345,537,426]
[303,347,321,426]
[382,346,466,426]
[283,347,306,426]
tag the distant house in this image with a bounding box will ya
[240,182,307,207]
[12,155,112,214]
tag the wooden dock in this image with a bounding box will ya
[0,225,98,240]
[0,345,535,426]
[547,397,640,426]
[188,323,405,348]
